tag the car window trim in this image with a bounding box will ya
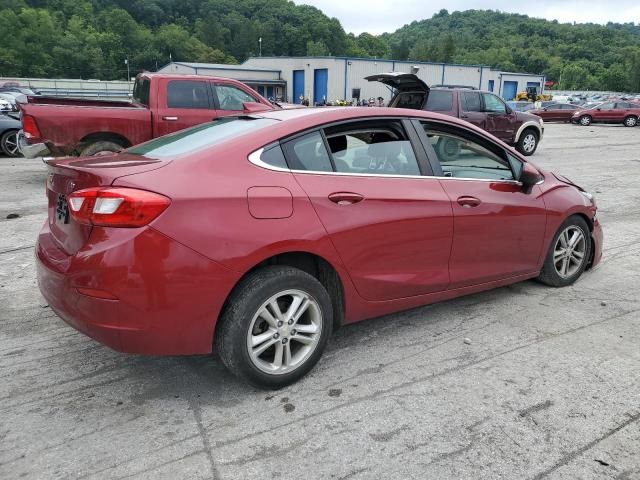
[411,118,522,184]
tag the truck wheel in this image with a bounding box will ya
[1,129,21,157]
[516,129,538,156]
[215,266,333,389]
[623,115,637,127]
[79,141,124,157]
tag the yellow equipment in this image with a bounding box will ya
[516,86,552,102]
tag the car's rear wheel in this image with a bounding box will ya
[1,129,21,157]
[216,266,332,389]
[79,140,124,157]
[516,129,539,156]
[579,115,592,126]
[537,216,591,287]
[623,115,637,127]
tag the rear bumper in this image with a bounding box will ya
[19,136,50,159]
[36,222,239,355]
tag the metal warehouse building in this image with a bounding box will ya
[158,57,545,104]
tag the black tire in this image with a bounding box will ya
[515,128,539,156]
[215,266,333,389]
[537,215,592,287]
[579,115,592,126]
[623,115,637,127]
[1,129,21,157]
[79,140,124,157]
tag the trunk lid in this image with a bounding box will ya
[46,153,169,255]
[365,73,430,94]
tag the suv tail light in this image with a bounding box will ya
[22,114,41,141]
[67,187,170,227]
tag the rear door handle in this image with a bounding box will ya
[457,196,481,207]
[328,192,364,205]
[162,116,178,121]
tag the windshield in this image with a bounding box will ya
[127,117,278,159]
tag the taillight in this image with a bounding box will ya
[67,187,170,227]
[22,114,41,141]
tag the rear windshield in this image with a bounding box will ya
[425,90,453,111]
[132,77,150,106]
[127,117,277,159]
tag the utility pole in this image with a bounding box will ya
[124,58,130,82]
[259,37,262,57]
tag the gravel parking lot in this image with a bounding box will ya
[1,123,639,480]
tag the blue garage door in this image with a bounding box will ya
[502,81,518,101]
[488,80,495,92]
[527,82,541,89]
[293,70,305,103]
[314,68,328,105]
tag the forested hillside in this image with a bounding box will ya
[1,1,639,91]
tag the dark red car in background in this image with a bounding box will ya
[366,73,545,156]
[37,107,602,388]
[529,103,580,122]
[572,101,640,127]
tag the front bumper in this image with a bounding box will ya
[36,222,239,355]
[590,215,603,268]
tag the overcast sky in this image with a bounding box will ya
[293,1,640,35]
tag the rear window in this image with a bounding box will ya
[425,90,453,111]
[127,117,277,159]
[133,78,150,106]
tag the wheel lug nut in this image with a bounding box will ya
[277,321,283,328]
[273,333,279,339]
[287,319,293,325]
[291,329,297,335]
[282,338,288,344]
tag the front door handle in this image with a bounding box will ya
[162,116,178,121]
[457,196,482,207]
[328,192,364,205]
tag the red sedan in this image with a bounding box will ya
[529,103,580,122]
[572,101,640,127]
[37,107,603,388]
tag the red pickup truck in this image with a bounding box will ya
[20,73,273,158]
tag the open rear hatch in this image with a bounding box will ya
[365,73,430,109]
[46,154,168,255]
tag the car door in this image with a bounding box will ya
[593,102,616,122]
[283,119,454,301]
[212,82,262,119]
[459,91,486,129]
[543,104,565,121]
[614,102,632,122]
[481,92,517,142]
[414,119,547,288]
[153,78,216,137]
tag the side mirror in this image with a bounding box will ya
[520,163,544,193]
[242,101,273,113]
[543,107,548,111]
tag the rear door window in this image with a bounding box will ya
[167,80,211,109]
[461,92,482,112]
[425,91,453,111]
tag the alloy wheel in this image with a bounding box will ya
[624,117,637,127]
[553,226,587,279]
[579,116,591,126]
[2,131,19,156]
[247,289,323,375]
[522,133,537,153]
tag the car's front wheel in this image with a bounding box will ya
[537,216,592,287]
[579,115,592,126]
[516,129,539,156]
[216,266,333,389]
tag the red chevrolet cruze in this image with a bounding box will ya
[37,107,602,388]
